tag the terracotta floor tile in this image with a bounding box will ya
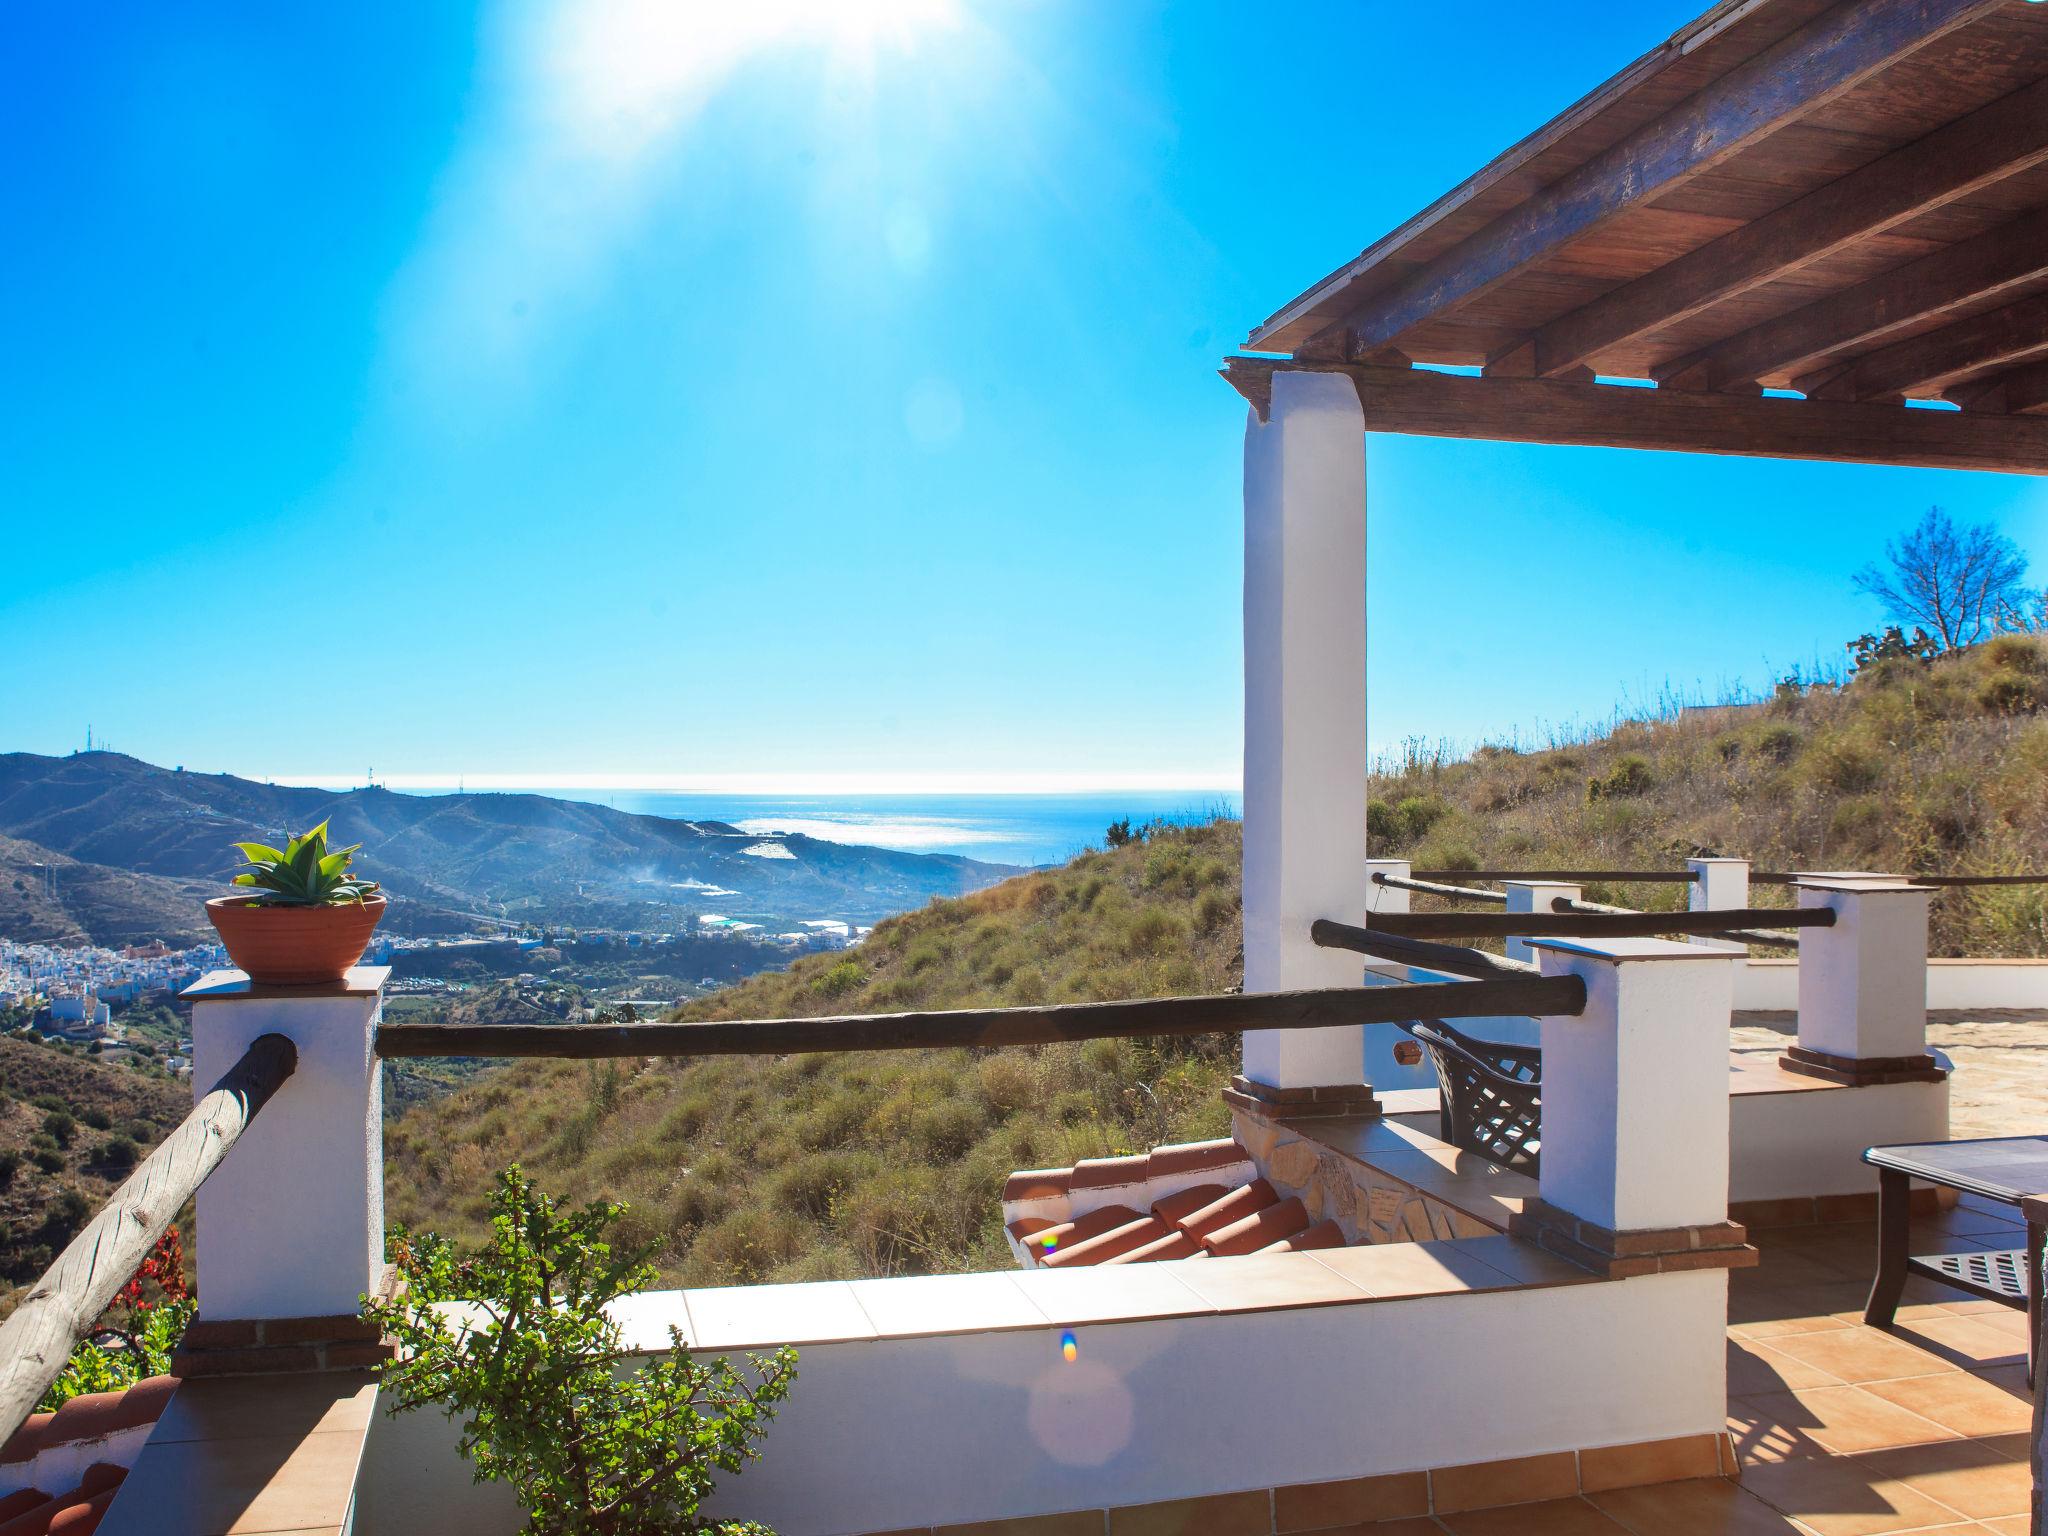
[1433,1496,1629,1534]
[1890,1317,2027,1370]
[1859,1374,2033,1439]
[1856,1438,2030,1521]
[1732,1338,1846,1394]
[1307,1521,1446,1536]
[1429,1451,1579,1513]
[1765,1330,1949,1387]
[1980,1517,2030,1534]
[1737,1455,1968,1535]
[1730,1387,1955,1458]
[1589,1477,1808,1534]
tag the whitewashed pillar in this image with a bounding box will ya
[186,968,386,1321]
[1240,369,1369,1099]
[1519,938,1748,1275]
[1361,858,1434,1089]
[1788,878,1941,1084]
[1687,857,1750,952]
[1504,880,1579,965]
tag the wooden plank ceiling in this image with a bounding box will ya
[1235,0,2048,472]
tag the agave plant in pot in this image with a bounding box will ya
[207,821,387,984]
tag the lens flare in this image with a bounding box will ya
[1060,1329,1078,1363]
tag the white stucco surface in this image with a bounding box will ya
[359,1268,1726,1536]
[1533,939,1736,1234]
[1241,369,1369,1090]
[190,979,385,1320]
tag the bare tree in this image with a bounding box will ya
[1853,506,2042,651]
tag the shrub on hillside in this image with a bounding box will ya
[1587,755,1653,801]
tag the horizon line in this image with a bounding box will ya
[272,771,1247,797]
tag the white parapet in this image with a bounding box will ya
[1795,878,1934,1065]
[186,967,387,1320]
[1504,881,1579,966]
[1687,856,1749,954]
[1531,938,1737,1236]
[1241,369,1368,1092]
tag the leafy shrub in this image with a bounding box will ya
[1983,635,2043,672]
[0,1150,18,1188]
[1587,755,1653,801]
[1979,669,2043,715]
[1750,724,1802,764]
[1804,735,1884,793]
[97,1136,141,1171]
[33,1148,64,1174]
[42,1109,75,1146]
[80,1108,111,1131]
[368,1168,796,1536]
[810,961,866,999]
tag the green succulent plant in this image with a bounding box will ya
[231,820,382,907]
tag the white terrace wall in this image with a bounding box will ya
[358,1270,1726,1536]
[1735,957,2048,1012]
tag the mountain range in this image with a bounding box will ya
[0,752,1024,944]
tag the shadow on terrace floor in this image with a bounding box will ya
[1337,1206,2035,1534]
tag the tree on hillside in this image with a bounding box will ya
[1854,507,2044,651]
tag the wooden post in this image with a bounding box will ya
[0,1033,296,1448]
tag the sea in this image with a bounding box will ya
[400,789,1240,870]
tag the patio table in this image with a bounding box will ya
[1862,1136,2047,1375]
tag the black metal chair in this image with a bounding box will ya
[1397,1018,1542,1173]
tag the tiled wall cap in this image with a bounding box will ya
[1270,1218,1345,1253]
[1001,1168,1072,1202]
[1146,1138,1248,1179]
[1150,1183,1230,1226]
[1176,1179,1278,1240]
[1040,1215,1173,1269]
[1103,1228,1202,1264]
[1203,1196,1311,1256]
[1069,1154,1152,1191]
[1022,1203,1144,1260]
[1,1378,177,1465]
[1006,1214,1057,1241]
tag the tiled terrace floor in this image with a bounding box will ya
[1312,1205,2036,1534]
[1328,1014,2048,1535]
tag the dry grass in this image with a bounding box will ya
[1368,634,2048,955]
[384,819,1244,1285]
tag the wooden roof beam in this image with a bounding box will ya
[1304,0,2009,362]
[1656,205,2048,393]
[1957,359,2048,416]
[1218,358,2048,475]
[1797,291,2048,401]
[1531,75,2048,379]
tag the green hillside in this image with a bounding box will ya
[1365,634,2048,956]
[0,1037,190,1300]
[385,817,1245,1283]
[390,635,2046,1286]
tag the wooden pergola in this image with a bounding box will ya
[1227,0,2048,1104]
[1224,0,2048,475]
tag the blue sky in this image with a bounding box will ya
[5,0,2045,791]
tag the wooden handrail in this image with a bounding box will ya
[375,976,1588,1060]
[1754,872,2048,886]
[1369,907,1837,941]
[1311,918,1539,979]
[0,1033,297,1448]
[1371,873,1509,905]
[1411,869,1700,883]
[1549,895,1802,948]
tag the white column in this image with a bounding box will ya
[1531,939,1736,1235]
[1795,878,1933,1064]
[1504,880,1579,965]
[1241,369,1368,1092]
[188,968,386,1319]
[1361,858,1434,1089]
[1687,857,1749,953]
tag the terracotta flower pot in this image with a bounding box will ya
[206,894,389,985]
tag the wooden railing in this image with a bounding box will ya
[374,976,1588,1060]
[1410,866,2048,888]
[1364,907,1837,942]
[0,1034,297,1446]
[1548,894,1802,950]
[1310,919,1538,978]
